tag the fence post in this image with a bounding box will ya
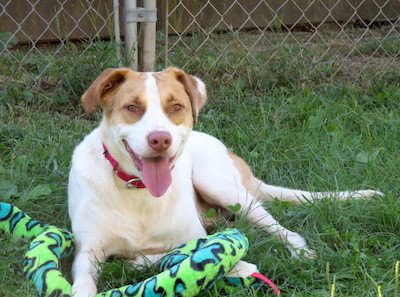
[124,0,138,70]
[113,0,122,67]
[142,0,157,71]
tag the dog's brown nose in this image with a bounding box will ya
[147,131,172,152]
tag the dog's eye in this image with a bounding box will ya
[127,105,138,112]
[170,104,183,112]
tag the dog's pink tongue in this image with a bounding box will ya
[140,157,172,197]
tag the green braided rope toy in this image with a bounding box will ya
[0,202,280,296]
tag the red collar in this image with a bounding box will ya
[102,143,146,189]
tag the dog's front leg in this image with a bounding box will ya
[72,249,106,297]
[125,252,168,270]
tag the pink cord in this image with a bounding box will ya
[251,272,281,296]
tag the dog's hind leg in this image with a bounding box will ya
[251,178,384,204]
[195,178,315,257]
[192,148,315,257]
[228,152,383,204]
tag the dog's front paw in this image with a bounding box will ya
[287,245,317,259]
[72,278,97,297]
[226,260,258,278]
[284,231,317,259]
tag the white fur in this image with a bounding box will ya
[193,76,206,97]
[69,71,383,297]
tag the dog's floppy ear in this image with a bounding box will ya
[167,67,207,124]
[81,68,131,114]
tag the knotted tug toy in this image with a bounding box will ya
[0,202,280,296]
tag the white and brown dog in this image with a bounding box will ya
[68,67,381,296]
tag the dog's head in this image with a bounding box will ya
[81,67,207,197]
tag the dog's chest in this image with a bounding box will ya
[103,182,206,256]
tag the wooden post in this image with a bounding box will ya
[142,0,157,71]
[124,0,138,70]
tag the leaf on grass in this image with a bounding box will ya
[0,180,18,199]
[326,123,340,132]
[227,203,241,212]
[22,89,34,102]
[24,184,52,200]
[356,152,369,164]
[370,147,384,160]
[356,148,384,164]
[308,115,324,128]
[249,150,260,159]
[54,94,69,104]
[201,208,216,218]
[232,77,247,91]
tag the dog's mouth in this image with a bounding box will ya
[123,140,175,197]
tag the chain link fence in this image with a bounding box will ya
[1,0,399,93]
[164,0,400,82]
[1,0,124,98]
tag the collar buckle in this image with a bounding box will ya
[126,177,142,189]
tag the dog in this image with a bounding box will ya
[68,67,382,296]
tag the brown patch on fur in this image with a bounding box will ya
[153,70,194,127]
[228,151,260,198]
[162,67,207,124]
[81,68,132,114]
[107,72,148,125]
[81,68,149,125]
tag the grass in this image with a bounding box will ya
[1,29,400,296]
[357,36,400,57]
